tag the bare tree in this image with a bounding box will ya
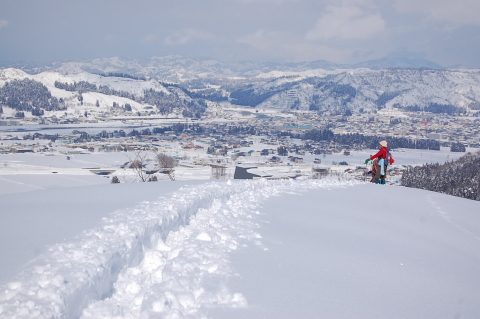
[219,146,228,156]
[124,150,157,182]
[156,153,177,181]
[129,159,143,169]
[211,165,227,179]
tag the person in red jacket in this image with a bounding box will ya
[365,140,390,184]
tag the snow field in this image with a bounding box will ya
[0,178,353,318]
[206,185,480,319]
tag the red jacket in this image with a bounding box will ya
[370,147,389,161]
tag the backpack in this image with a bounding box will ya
[385,150,395,165]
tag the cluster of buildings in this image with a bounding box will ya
[3,103,480,147]
[284,111,480,147]
[1,107,476,184]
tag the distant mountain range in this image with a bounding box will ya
[0,56,447,82]
[351,57,444,70]
[231,68,480,114]
[1,56,479,118]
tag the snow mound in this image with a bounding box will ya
[0,179,353,318]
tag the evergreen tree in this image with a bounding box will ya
[111,176,120,184]
[32,107,44,116]
[450,142,466,152]
[277,146,288,156]
[401,151,480,201]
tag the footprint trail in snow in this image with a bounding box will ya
[0,179,353,319]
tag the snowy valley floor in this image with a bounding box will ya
[0,179,479,319]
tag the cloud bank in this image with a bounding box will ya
[0,0,478,67]
[306,3,385,40]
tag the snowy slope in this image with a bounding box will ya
[253,68,480,112]
[0,68,200,117]
[0,68,169,100]
[0,68,166,96]
[0,179,479,319]
[0,69,145,115]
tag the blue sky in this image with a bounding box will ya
[0,0,479,67]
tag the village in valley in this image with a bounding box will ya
[1,62,479,191]
[0,101,475,190]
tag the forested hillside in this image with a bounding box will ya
[0,79,65,116]
[228,68,480,114]
[401,151,480,201]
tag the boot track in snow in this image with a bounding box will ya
[0,179,354,319]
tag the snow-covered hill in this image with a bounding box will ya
[232,68,480,113]
[0,68,213,119]
[23,56,469,114]
[2,56,480,117]
[0,179,479,318]
[0,68,165,114]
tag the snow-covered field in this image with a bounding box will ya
[0,140,470,195]
[0,177,479,319]
[1,132,479,318]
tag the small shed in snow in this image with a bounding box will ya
[234,165,273,179]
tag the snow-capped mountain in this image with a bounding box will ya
[3,55,445,82]
[1,55,479,117]
[351,57,444,70]
[229,68,480,113]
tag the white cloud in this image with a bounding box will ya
[394,0,480,26]
[306,3,385,40]
[141,34,157,44]
[283,42,354,63]
[0,20,8,29]
[164,29,213,46]
[104,34,120,43]
[237,29,354,63]
[237,30,276,50]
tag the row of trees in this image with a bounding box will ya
[66,123,207,143]
[291,129,441,151]
[401,151,480,201]
[54,81,137,100]
[99,72,146,81]
[405,103,466,115]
